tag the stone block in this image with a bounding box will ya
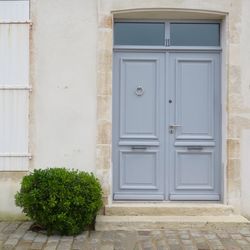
[227,139,240,159]
[98,15,112,29]
[229,65,241,93]
[97,70,112,96]
[97,95,112,121]
[96,144,111,170]
[97,120,112,144]
[98,50,112,68]
[227,159,241,182]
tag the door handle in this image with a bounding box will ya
[169,124,181,134]
[169,124,182,129]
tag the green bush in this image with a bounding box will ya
[15,168,103,235]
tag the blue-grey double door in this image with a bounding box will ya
[113,51,221,201]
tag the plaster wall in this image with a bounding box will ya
[0,173,27,219]
[1,0,99,218]
[29,0,98,172]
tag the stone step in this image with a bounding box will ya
[95,215,250,231]
[104,203,235,216]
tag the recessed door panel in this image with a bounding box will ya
[119,149,159,190]
[175,58,214,140]
[174,149,214,190]
[120,57,160,139]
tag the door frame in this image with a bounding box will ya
[111,19,226,202]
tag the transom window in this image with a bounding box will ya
[114,22,165,46]
[114,21,220,46]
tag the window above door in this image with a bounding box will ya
[114,21,220,47]
[114,22,165,46]
[170,23,220,46]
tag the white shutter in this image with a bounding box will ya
[0,1,30,171]
[0,1,29,22]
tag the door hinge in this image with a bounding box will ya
[165,38,170,47]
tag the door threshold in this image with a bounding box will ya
[105,202,234,216]
[96,215,249,231]
[111,200,222,204]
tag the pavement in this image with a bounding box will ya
[1,221,250,249]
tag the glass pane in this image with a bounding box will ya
[170,23,220,46]
[114,22,165,46]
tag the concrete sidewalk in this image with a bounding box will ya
[1,221,250,249]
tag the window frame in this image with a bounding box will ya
[113,19,221,49]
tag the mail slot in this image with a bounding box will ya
[187,146,203,151]
[131,146,148,150]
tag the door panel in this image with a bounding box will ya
[169,52,220,200]
[174,149,214,190]
[175,58,214,140]
[119,149,160,190]
[120,57,159,139]
[113,52,165,200]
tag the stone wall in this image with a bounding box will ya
[95,0,250,216]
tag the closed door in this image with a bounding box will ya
[113,50,221,201]
[169,52,221,200]
[113,52,165,200]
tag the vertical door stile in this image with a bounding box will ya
[165,51,170,200]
